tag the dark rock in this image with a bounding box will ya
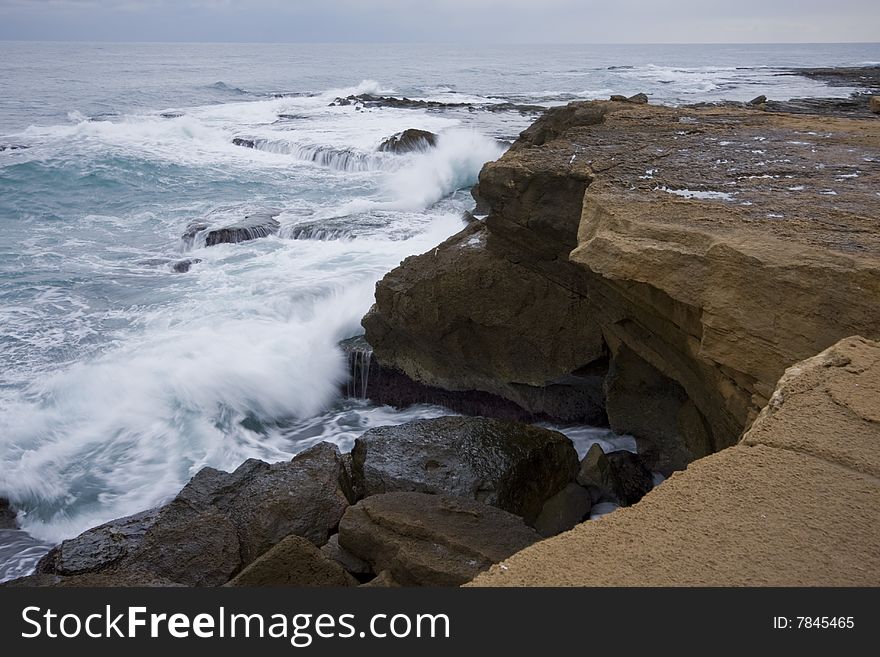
[232,137,256,148]
[0,144,29,152]
[606,451,654,506]
[338,492,541,586]
[360,569,401,587]
[320,534,373,577]
[160,111,184,119]
[627,93,649,104]
[576,443,617,503]
[226,535,357,587]
[171,258,201,273]
[3,571,184,588]
[787,66,880,90]
[749,95,767,105]
[350,416,578,524]
[471,182,491,215]
[182,210,281,247]
[277,113,307,120]
[33,443,352,587]
[533,483,592,537]
[377,129,437,154]
[610,95,629,102]
[461,210,479,224]
[576,444,653,507]
[0,499,18,529]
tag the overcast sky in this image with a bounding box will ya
[0,0,878,43]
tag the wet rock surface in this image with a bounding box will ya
[31,443,352,586]
[350,416,579,524]
[377,129,437,153]
[0,499,18,530]
[183,210,281,247]
[338,492,541,586]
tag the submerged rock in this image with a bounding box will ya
[338,492,540,586]
[225,535,357,587]
[182,210,281,247]
[0,144,29,152]
[231,137,256,148]
[377,129,437,153]
[170,258,201,273]
[32,443,352,586]
[350,416,578,525]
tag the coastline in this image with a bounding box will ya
[3,65,880,587]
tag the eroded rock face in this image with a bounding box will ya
[364,100,880,469]
[0,499,18,529]
[350,416,578,524]
[338,492,541,586]
[33,443,352,586]
[469,336,880,586]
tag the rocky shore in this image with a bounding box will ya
[5,73,880,587]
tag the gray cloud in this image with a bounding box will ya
[0,0,877,42]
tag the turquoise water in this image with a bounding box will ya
[1,41,878,579]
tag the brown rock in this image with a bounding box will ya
[350,416,579,524]
[377,129,437,153]
[338,492,541,586]
[469,337,880,586]
[321,534,373,576]
[360,570,402,588]
[226,535,357,587]
[627,93,649,104]
[533,483,592,537]
[871,96,880,114]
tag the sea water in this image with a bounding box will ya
[1,41,878,580]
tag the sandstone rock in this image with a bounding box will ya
[533,483,592,537]
[226,535,357,587]
[0,498,17,529]
[350,416,578,524]
[469,337,880,586]
[365,99,880,468]
[321,534,373,577]
[182,210,280,247]
[338,492,540,586]
[377,129,437,153]
[34,442,352,586]
[871,96,880,114]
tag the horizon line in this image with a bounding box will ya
[1,39,880,47]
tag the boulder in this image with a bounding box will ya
[576,444,653,506]
[749,94,767,105]
[627,93,649,104]
[609,95,629,102]
[871,96,880,114]
[470,337,880,586]
[350,416,578,524]
[338,492,541,586]
[34,442,352,586]
[377,129,437,154]
[320,534,373,577]
[0,498,17,529]
[533,484,592,537]
[226,535,357,587]
[232,137,256,148]
[182,211,280,247]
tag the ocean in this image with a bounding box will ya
[1,41,878,581]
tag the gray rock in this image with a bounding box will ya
[338,492,541,586]
[350,416,578,524]
[627,93,649,104]
[320,534,373,576]
[749,95,768,105]
[576,443,617,503]
[226,535,357,587]
[171,258,201,273]
[533,483,592,537]
[576,443,654,507]
[377,129,437,153]
[182,210,281,247]
[34,442,353,586]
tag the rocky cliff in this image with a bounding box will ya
[363,100,880,473]
[469,336,880,586]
